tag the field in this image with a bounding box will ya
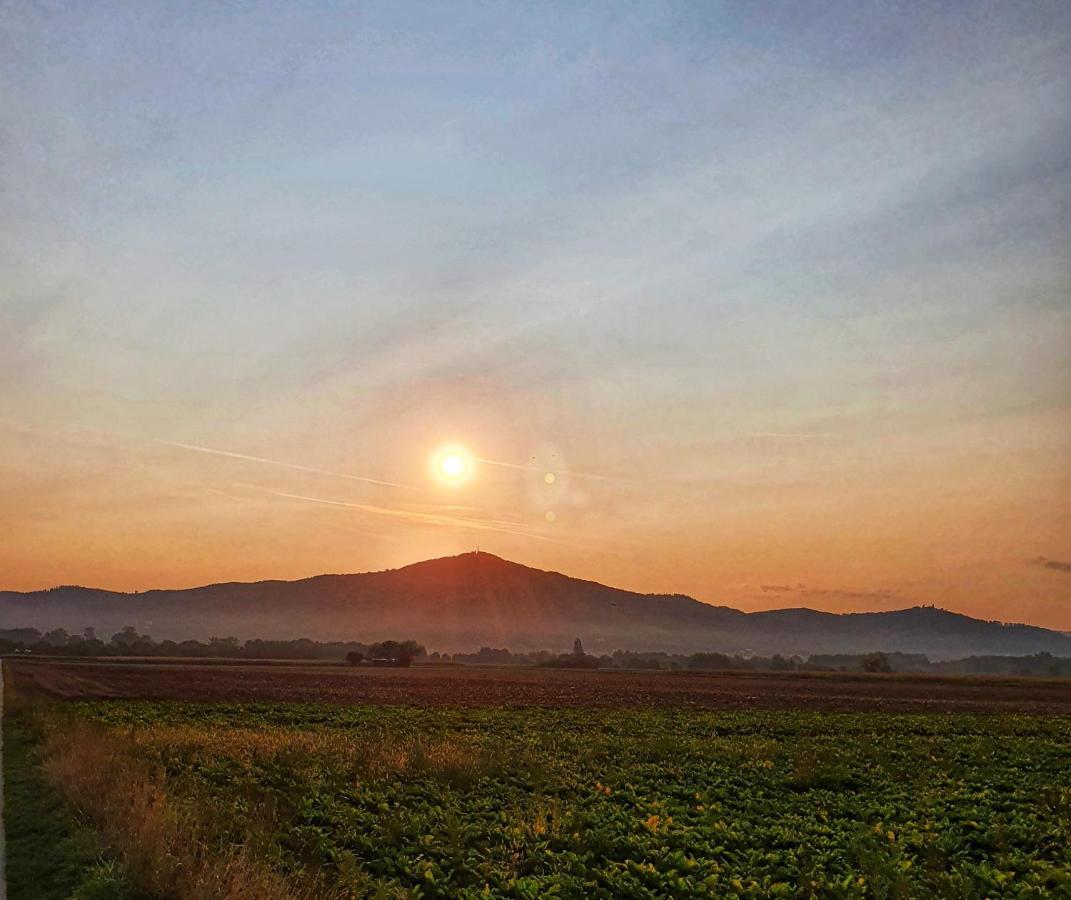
[9,657,1071,713]
[5,659,1071,899]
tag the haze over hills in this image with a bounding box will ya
[1,552,1069,660]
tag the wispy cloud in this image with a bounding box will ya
[475,455,625,483]
[757,583,903,604]
[205,487,249,503]
[1035,557,1071,573]
[748,433,842,440]
[267,490,555,542]
[156,439,424,492]
[801,587,902,603]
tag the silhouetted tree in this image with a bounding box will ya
[209,636,239,650]
[366,640,425,666]
[862,652,892,673]
[42,628,70,647]
[111,625,146,648]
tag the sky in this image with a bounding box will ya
[2,1,1069,628]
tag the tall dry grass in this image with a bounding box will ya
[35,716,505,899]
[38,718,348,900]
[125,722,501,786]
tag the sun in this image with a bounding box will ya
[440,452,466,478]
[431,444,474,486]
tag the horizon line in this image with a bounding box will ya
[0,550,1059,633]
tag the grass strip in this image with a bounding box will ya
[3,680,137,900]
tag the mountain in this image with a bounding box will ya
[2,552,1069,660]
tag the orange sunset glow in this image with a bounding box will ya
[5,7,1071,898]
[1,1,1069,633]
[3,404,1069,628]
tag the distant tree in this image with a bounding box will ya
[366,640,425,666]
[539,653,599,669]
[345,651,365,666]
[686,652,734,671]
[472,646,514,663]
[42,628,71,648]
[862,652,892,673]
[208,636,239,650]
[83,626,96,642]
[614,650,668,670]
[110,625,142,648]
[535,638,600,669]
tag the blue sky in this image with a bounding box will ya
[1,1,1069,625]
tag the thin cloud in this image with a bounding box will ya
[268,490,556,542]
[156,439,424,492]
[205,487,249,503]
[1035,557,1071,573]
[475,456,626,483]
[801,587,902,603]
[748,433,842,440]
[398,502,512,516]
[757,583,903,603]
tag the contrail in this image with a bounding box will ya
[156,440,425,492]
[205,487,249,502]
[269,490,556,542]
[747,432,841,440]
[474,456,624,483]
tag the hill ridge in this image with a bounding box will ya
[2,551,1068,660]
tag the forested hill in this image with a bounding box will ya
[3,552,1069,660]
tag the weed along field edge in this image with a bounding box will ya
[3,658,1071,898]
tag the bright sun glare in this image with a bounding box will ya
[440,452,466,478]
[432,445,474,486]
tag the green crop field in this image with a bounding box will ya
[15,700,1071,899]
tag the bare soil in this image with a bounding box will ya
[6,658,1071,714]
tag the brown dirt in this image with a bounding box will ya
[6,658,1071,714]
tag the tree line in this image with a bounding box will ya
[2,627,1069,677]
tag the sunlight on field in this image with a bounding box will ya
[28,702,1071,898]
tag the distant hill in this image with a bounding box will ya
[2,551,1069,660]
